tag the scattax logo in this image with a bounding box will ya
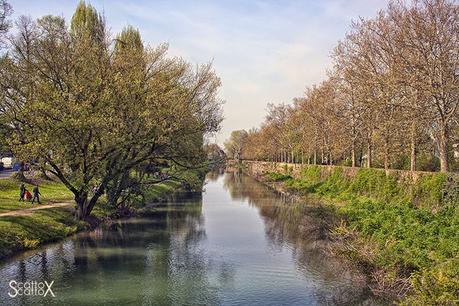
[8,280,55,298]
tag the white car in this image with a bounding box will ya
[1,157,16,169]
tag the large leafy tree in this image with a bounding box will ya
[0,2,222,219]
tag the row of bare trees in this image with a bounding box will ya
[239,0,459,172]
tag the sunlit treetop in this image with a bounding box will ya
[115,25,143,52]
[70,0,105,43]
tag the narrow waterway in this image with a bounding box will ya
[0,172,380,305]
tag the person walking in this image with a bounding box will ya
[19,183,26,202]
[31,185,41,204]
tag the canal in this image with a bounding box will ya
[0,172,380,305]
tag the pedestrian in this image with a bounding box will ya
[19,183,26,202]
[31,185,41,204]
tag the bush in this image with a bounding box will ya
[266,172,291,182]
[402,258,459,305]
[263,164,459,302]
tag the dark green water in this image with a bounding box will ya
[0,172,379,305]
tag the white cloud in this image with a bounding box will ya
[9,0,389,145]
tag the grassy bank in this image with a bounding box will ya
[0,173,200,261]
[264,166,459,304]
[0,207,85,259]
[0,179,73,212]
[0,178,85,260]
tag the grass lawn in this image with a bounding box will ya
[0,207,84,259]
[0,178,73,213]
[144,180,182,202]
[0,178,82,260]
[0,177,184,261]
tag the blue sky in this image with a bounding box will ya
[10,0,388,145]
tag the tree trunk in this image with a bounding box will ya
[86,187,104,217]
[75,184,105,220]
[367,141,372,168]
[75,192,89,220]
[438,128,449,172]
[321,146,324,165]
[351,140,356,167]
[384,138,389,170]
[16,162,27,182]
[410,123,417,172]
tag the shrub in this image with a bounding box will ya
[266,172,291,182]
[263,164,459,302]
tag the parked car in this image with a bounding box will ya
[1,156,16,169]
[0,162,3,171]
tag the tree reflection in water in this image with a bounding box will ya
[223,171,377,305]
[0,172,381,306]
[0,194,232,305]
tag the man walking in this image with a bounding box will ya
[19,183,26,202]
[32,185,41,204]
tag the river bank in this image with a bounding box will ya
[0,178,184,261]
[0,171,381,305]
[238,160,459,305]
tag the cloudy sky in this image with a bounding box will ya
[10,0,388,145]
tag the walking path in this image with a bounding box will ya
[0,202,74,217]
[0,169,14,179]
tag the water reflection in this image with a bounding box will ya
[0,172,380,306]
[222,171,378,305]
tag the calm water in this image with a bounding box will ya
[0,172,379,305]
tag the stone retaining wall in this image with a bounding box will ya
[241,160,451,183]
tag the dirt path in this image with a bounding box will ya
[0,202,74,217]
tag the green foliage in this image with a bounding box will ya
[2,2,222,219]
[416,154,441,172]
[411,173,447,209]
[402,258,459,305]
[224,130,248,160]
[283,166,322,193]
[316,167,348,195]
[266,172,291,182]
[442,174,459,207]
[300,165,321,184]
[70,0,105,43]
[115,25,143,51]
[266,165,459,302]
[341,200,459,272]
[142,180,182,203]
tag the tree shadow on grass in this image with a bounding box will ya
[0,209,77,242]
